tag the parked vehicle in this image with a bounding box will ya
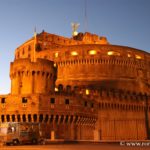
[0,122,45,145]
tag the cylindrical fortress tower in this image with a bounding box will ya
[10,58,56,95]
[52,45,150,93]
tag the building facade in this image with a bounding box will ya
[0,31,150,141]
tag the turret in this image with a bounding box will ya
[10,58,56,95]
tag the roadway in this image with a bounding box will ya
[0,143,150,150]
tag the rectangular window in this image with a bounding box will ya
[22,97,27,103]
[1,98,6,103]
[65,99,69,105]
[84,101,87,107]
[50,98,55,104]
[91,103,94,108]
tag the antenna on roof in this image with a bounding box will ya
[84,0,88,32]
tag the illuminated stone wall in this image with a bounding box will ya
[42,44,150,93]
[10,58,56,95]
[96,89,149,140]
[0,91,97,140]
[0,31,150,141]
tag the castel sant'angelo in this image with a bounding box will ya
[0,26,150,141]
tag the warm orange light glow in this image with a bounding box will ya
[135,55,142,59]
[86,89,90,95]
[88,50,97,55]
[107,51,113,55]
[55,52,58,58]
[107,51,120,56]
[55,87,58,92]
[73,31,78,36]
[71,51,78,56]
[53,63,57,67]
[127,54,131,57]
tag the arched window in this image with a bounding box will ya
[28,45,31,51]
[32,71,35,76]
[6,115,10,122]
[66,85,71,93]
[23,114,26,122]
[50,115,54,123]
[45,114,49,123]
[74,86,79,92]
[1,115,5,122]
[65,115,69,123]
[17,115,20,122]
[60,115,64,123]
[12,115,15,122]
[33,114,37,122]
[58,84,63,92]
[28,114,31,122]
[55,115,59,123]
[39,114,43,122]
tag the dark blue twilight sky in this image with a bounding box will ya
[0,0,150,94]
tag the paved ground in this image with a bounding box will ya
[0,143,150,150]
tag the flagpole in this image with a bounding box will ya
[33,27,37,62]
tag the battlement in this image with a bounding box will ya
[10,58,56,95]
[10,58,54,75]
